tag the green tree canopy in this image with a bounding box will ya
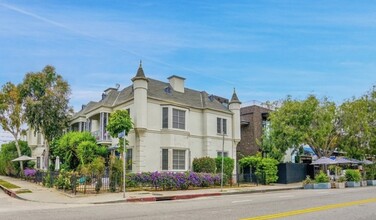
[0,82,26,172]
[0,141,30,176]
[106,110,133,148]
[267,95,340,158]
[338,86,376,159]
[21,65,71,168]
[53,131,100,170]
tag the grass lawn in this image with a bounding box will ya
[0,179,21,189]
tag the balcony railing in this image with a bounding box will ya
[91,130,112,142]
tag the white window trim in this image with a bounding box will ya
[160,148,189,171]
[217,117,228,135]
[161,106,188,131]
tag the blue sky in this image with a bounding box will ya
[1,1,376,111]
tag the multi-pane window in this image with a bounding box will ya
[172,150,186,170]
[172,109,185,129]
[162,149,169,170]
[162,107,168,128]
[217,118,227,134]
[217,151,229,158]
[161,149,186,170]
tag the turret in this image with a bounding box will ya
[132,61,148,131]
[229,88,241,142]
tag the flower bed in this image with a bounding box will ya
[127,171,221,190]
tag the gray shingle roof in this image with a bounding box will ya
[71,77,232,119]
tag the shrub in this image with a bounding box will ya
[345,169,361,182]
[43,171,54,188]
[337,176,346,183]
[55,169,74,190]
[109,157,123,192]
[95,178,102,193]
[257,158,279,184]
[302,175,313,186]
[192,157,216,173]
[315,171,330,183]
[365,165,376,180]
[239,155,279,185]
[215,157,234,183]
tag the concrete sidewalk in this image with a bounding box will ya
[0,175,303,204]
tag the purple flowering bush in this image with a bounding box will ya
[126,171,221,190]
[24,168,37,177]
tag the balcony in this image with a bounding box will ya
[91,130,112,143]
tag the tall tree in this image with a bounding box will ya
[339,97,370,159]
[21,65,71,169]
[0,82,26,172]
[268,95,340,158]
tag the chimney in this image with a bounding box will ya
[168,75,185,93]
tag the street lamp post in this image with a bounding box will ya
[221,132,225,191]
[123,130,126,198]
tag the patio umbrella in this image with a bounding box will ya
[348,158,362,164]
[311,157,338,165]
[361,159,373,165]
[11,155,36,162]
[335,157,357,164]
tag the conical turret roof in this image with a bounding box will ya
[132,60,148,82]
[230,88,241,104]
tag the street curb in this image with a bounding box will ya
[1,182,303,204]
[220,187,304,196]
[0,184,23,200]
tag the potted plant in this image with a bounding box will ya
[314,171,331,189]
[302,175,314,189]
[335,176,346,189]
[345,169,361,187]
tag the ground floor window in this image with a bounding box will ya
[217,151,229,158]
[161,148,187,171]
[173,150,186,170]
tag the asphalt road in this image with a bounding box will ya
[1,187,376,220]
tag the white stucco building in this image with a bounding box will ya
[68,63,241,173]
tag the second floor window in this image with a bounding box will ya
[162,107,168,128]
[217,118,227,135]
[172,109,185,130]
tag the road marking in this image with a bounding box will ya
[232,199,253,203]
[278,195,294,198]
[240,197,376,220]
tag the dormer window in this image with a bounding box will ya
[164,86,172,94]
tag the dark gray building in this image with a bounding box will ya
[237,105,272,159]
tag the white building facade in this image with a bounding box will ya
[69,63,241,174]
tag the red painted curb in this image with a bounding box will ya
[126,197,157,202]
[175,193,222,200]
